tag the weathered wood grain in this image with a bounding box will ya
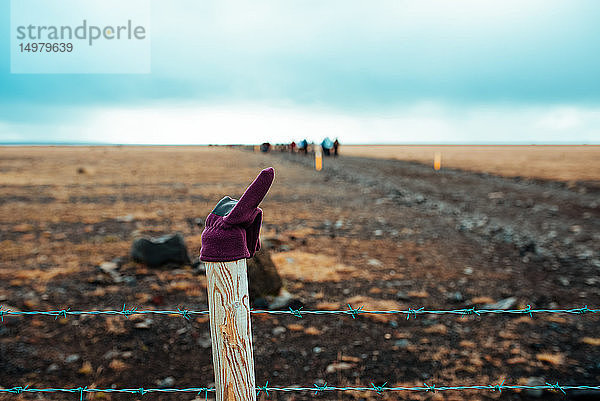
[206,260,256,401]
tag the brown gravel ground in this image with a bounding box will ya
[0,146,599,401]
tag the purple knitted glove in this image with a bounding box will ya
[200,167,275,262]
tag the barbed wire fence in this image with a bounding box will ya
[1,304,598,320]
[1,304,599,399]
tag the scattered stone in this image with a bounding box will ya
[483,297,517,310]
[367,258,382,267]
[558,276,570,287]
[103,350,120,360]
[394,339,409,348]
[525,377,545,397]
[487,192,504,199]
[312,346,323,354]
[99,261,117,272]
[570,225,582,234]
[272,326,287,336]
[463,267,473,275]
[117,214,135,223]
[131,233,191,268]
[197,334,212,348]
[447,291,464,303]
[334,220,344,229]
[374,230,383,236]
[134,319,153,329]
[268,289,303,310]
[325,362,354,374]
[98,262,123,283]
[156,377,175,388]
[155,376,175,388]
[65,354,80,363]
[396,291,410,301]
[46,363,59,373]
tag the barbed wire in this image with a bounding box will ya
[1,382,600,398]
[0,304,597,322]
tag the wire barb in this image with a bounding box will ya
[55,308,70,320]
[546,382,566,394]
[177,308,191,321]
[371,382,387,394]
[289,306,303,318]
[313,382,328,394]
[257,381,269,396]
[346,304,363,319]
[406,307,424,320]
[0,306,9,322]
[576,305,591,315]
[120,304,137,318]
[490,379,505,393]
[77,386,87,401]
[465,307,481,316]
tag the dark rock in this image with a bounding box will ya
[131,233,191,268]
[246,247,283,302]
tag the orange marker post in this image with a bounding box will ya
[315,148,323,171]
[434,152,442,171]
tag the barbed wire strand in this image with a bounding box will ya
[0,305,597,321]
[1,383,600,397]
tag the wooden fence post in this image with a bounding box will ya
[206,259,256,401]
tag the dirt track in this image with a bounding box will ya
[0,147,599,401]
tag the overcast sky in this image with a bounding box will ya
[1,0,599,144]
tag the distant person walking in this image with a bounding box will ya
[260,142,271,153]
[333,138,339,157]
[290,141,296,153]
[299,139,308,155]
[321,137,333,156]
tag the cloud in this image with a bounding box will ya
[3,101,592,145]
[1,0,600,111]
[1,1,599,144]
